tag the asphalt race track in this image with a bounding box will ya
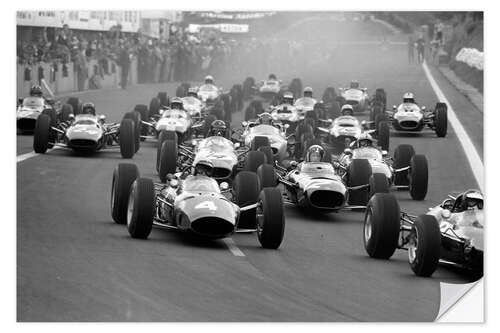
[17,17,483,321]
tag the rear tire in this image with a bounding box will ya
[157,130,177,172]
[363,193,401,259]
[258,146,274,164]
[251,136,270,151]
[257,188,285,249]
[393,144,415,186]
[127,178,155,239]
[409,155,428,200]
[369,173,389,198]
[408,215,441,277]
[111,163,139,224]
[119,119,136,159]
[434,102,448,137]
[159,138,178,183]
[245,151,266,172]
[149,97,161,116]
[234,171,260,229]
[377,121,390,151]
[348,159,372,206]
[123,111,141,152]
[33,114,51,153]
[60,103,73,122]
[203,114,217,137]
[257,164,277,189]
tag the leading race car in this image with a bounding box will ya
[33,102,138,158]
[110,162,285,249]
[293,87,317,116]
[17,84,73,133]
[364,190,483,277]
[259,145,390,211]
[334,134,429,201]
[181,88,204,121]
[337,80,370,112]
[236,112,292,163]
[257,74,285,101]
[374,92,448,137]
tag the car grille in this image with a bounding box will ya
[309,190,345,209]
[345,100,359,106]
[191,217,234,238]
[69,139,98,149]
[399,120,419,128]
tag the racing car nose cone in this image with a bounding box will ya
[190,217,235,239]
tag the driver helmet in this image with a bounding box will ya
[204,75,214,85]
[81,102,96,116]
[268,73,277,80]
[30,84,43,97]
[403,92,415,104]
[194,160,214,177]
[350,80,360,89]
[209,119,227,137]
[356,132,374,148]
[170,97,183,110]
[305,145,325,162]
[187,87,198,97]
[283,91,294,105]
[303,86,313,98]
[459,190,484,210]
[341,104,354,116]
[259,112,273,125]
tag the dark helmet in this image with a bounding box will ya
[259,112,273,125]
[30,84,43,97]
[305,145,325,162]
[268,73,277,80]
[170,97,183,110]
[187,87,198,97]
[303,86,313,98]
[81,102,96,115]
[282,91,294,105]
[204,75,214,85]
[341,104,354,116]
[194,160,214,177]
[350,80,360,89]
[458,190,484,211]
[209,119,227,137]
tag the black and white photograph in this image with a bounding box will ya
[8,1,493,326]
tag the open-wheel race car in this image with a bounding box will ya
[110,162,285,249]
[373,93,448,137]
[33,103,138,158]
[363,190,483,277]
[337,81,371,112]
[334,135,429,201]
[235,112,293,163]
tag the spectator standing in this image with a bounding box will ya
[152,41,163,83]
[118,41,132,89]
[408,34,415,64]
[75,45,88,91]
[416,35,425,64]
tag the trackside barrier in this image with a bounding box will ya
[17,58,138,98]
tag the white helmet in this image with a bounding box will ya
[356,132,374,148]
[341,104,354,116]
[403,92,415,104]
[204,75,214,84]
[303,86,313,98]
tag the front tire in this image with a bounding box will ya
[111,163,139,224]
[434,102,448,137]
[408,215,441,277]
[245,150,266,172]
[347,159,372,206]
[393,144,415,186]
[363,193,401,259]
[409,155,428,200]
[127,178,155,239]
[119,119,136,159]
[257,188,285,249]
[33,114,51,153]
[159,138,178,183]
[234,171,260,229]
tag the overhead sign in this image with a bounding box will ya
[188,23,249,34]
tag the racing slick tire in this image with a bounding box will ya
[393,144,415,186]
[203,114,217,137]
[363,193,400,259]
[244,106,256,121]
[257,187,285,249]
[408,215,441,277]
[409,154,428,200]
[434,102,448,138]
[243,77,255,100]
[290,78,303,98]
[149,97,161,117]
[322,87,337,103]
[249,100,264,115]
[159,138,178,183]
[374,88,387,109]
[66,97,82,115]
[157,92,169,107]
[123,111,141,152]
[127,178,155,239]
[347,159,372,206]
[111,163,139,224]
[245,150,267,172]
[157,130,177,172]
[327,101,341,120]
[257,164,278,189]
[377,121,390,151]
[251,136,270,151]
[41,108,57,128]
[258,146,275,164]
[234,171,260,228]
[370,104,382,122]
[134,104,149,140]
[294,123,314,159]
[304,110,318,128]
[60,103,73,122]
[374,113,388,131]
[119,119,136,159]
[33,114,51,153]
[369,173,390,198]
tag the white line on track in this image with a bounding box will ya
[223,238,245,257]
[16,151,38,163]
[422,61,484,192]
